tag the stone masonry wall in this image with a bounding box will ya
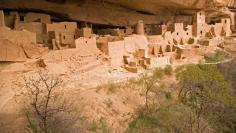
[0,27,36,45]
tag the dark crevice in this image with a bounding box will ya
[45,0,66,4]
[135,10,155,16]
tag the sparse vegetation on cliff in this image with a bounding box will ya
[128,64,236,133]
[204,50,231,63]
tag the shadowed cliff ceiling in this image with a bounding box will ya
[0,0,234,26]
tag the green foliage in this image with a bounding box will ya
[128,101,199,133]
[204,50,230,63]
[107,83,118,94]
[153,67,164,79]
[217,58,236,88]
[99,82,121,94]
[27,122,41,133]
[178,64,235,132]
[164,65,173,75]
[89,121,99,132]
[89,118,109,133]
[174,65,186,73]
[164,91,172,100]
[128,63,236,133]
[139,72,164,109]
[178,64,231,105]
[127,77,142,87]
[216,59,236,133]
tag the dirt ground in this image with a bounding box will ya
[0,45,230,132]
[0,49,149,133]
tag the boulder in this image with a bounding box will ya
[22,45,45,59]
[0,39,27,61]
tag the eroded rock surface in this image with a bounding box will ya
[0,0,234,26]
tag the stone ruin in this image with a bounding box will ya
[97,10,233,72]
[0,9,234,72]
[24,12,51,24]
[0,11,49,61]
[0,39,27,61]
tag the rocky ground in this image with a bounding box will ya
[0,41,235,132]
[0,48,179,133]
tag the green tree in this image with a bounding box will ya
[141,68,164,109]
[128,100,211,133]
[164,65,173,75]
[177,64,232,133]
[217,59,236,132]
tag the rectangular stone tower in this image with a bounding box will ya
[193,11,206,38]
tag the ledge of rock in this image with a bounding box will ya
[0,0,234,26]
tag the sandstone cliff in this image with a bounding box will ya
[0,0,234,26]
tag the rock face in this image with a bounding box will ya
[112,0,235,9]
[106,0,207,13]
[0,39,27,61]
[0,0,234,26]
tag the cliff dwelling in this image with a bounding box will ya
[0,0,235,69]
[0,0,236,133]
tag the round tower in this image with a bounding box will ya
[136,20,145,35]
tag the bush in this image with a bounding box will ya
[204,50,230,63]
[177,64,236,133]
[153,67,164,79]
[164,65,173,75]
[128,101,211,133]
[107,83,118,94]
[89,118,109,133]
[97,82,121,94]
[164,91,172,99]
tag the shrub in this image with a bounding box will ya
[204,50,230,63]
[153,67,164,79]
[177,64,235,133]
[89,118,109,133]
[97,82,121,94]
[128,101,210,133]
[164,65,173,75]
[107,83,118,94]
[164,91,172,99]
